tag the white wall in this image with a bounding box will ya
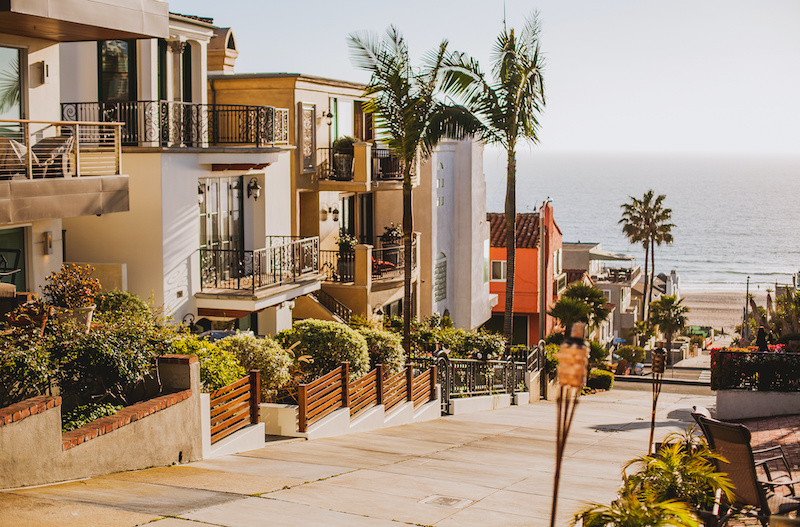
[59,41,97,103]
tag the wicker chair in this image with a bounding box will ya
[692,408,800,526]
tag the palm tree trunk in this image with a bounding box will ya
[647,236,655,326]
[503,146,516,352]
[643,242,650,327]
[402,163,413,357]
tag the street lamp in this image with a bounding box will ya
[648,347,667,454]
[550,322,588,527]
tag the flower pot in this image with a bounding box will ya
[56,305,96,332]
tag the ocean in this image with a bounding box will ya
[483,150,800,292]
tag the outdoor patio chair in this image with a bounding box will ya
[694,406,797,495]
[30,134,74,178]
[692,410,800,526]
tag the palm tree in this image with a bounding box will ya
[562,282,611,329]
[439,14,545,349]
[547,297,590,335]
[619,190,674,325]
[349,27,478,355]
[649,295,688,353]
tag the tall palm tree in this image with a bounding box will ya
[649,295,688,353]
[349,27,478,355]
[619,190,674,325]
[439,14,546,349]
[547,297,590,335]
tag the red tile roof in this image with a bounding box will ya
[487,213,540,249]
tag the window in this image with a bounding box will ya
[434,253,447,302]
[199,176,243,252]
[98,40,136,102]
[0,46,21,120]
[491,260,506,281]
[602,290,611,300]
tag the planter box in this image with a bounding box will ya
[449,393,511,415]
[512,391,530,406]
[259,403,305,438]
[717,389,800,420]
[546,378,559,400]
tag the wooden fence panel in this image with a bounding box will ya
[209,370,260,444]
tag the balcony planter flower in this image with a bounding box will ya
[6,298,53,336]
[43,264,101,332]
[332,136,356,180]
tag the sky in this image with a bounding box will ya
[166,0,800,156]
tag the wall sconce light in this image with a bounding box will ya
[247,177,262,201]
[330,206,339,222]
[197,182,205,205]
[43,231,53,255]
[325,110,333,126]
[320,207,328,221]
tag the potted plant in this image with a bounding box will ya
[331,136,356,180]
[379,223,403,247]
[335,231,357,281]
[6,298,53,336]
[43,263,101,331]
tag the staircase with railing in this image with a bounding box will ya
[311,289,352,323]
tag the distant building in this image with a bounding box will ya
[484,203,564,345]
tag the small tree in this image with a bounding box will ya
[650,295,688,351]
[547,297,590,334]
[562,282,611,329]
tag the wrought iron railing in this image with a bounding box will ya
[200,237,319,293]
[372,147,402,180]
[0,119,122,180]
[316,147,354,181]
[61,101,289,147]
[311,289,352,323]
[320,241,417,284]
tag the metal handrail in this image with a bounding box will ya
[311,289,352,323]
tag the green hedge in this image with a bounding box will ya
[171,334,245,392]
[217,333,292,402]
[587,369,614,391]
[276,319,370,380]
[357,327,405,375]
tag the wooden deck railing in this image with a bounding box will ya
[209,370,260,445]
[298,362,436,432]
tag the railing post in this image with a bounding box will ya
[430,365,437,402]
[73,123,81,177]
[23,121,31,178]
[249,370,261,424]
[114,123,122,175]
[298,383,308,433]
[341,362,350,408]
[376,364,384,405]
[406,364,413,402]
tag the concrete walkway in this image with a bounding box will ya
[0,388,715,527]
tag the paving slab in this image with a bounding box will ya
[236,441,413,468]
[103,465,303,495]
[180,496,401,527]
[10,478,243,516]
[191,455,353,482]
[0,492,157,527]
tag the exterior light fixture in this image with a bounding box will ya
[551,322,588,527]
[247,177,262,201]
[321,207,328,221]
[648,347,667,454]
[325,110,333,126]
[197,182,205,206]
[43,231,53,255]
[330,206,339,222]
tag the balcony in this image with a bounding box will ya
[0,118,128,223]
[61,101,289,148]
[319,240,417,284]
[199,237,319,295]
[315,144,409,192]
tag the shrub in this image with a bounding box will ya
[50,318,160,407]
[456,330,505,360]
[617,345,645,365]
[0,330,53,408]
[217,333,291,402]
[587,369,614,390]
[589,340,609,364]
[545,343,560,380]
[276,319,369,380]
[171,334,245,392]
[96,290,150,316]
[62,402,123,432]
[357,327,405,375]
[545,331,565,345]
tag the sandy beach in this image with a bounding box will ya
[681,290,768,336]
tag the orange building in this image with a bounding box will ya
[484,203,565,345]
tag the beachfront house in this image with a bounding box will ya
[484,203,564,345]
[0,0,167,312]
[58,14,320,334]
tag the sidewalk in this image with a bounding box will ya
[0,389,714,526]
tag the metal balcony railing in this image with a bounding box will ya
[0,119,122,180]
[61,101,289,148]
[371,147,402,180]
[200,237,319,293]
[316,147,353,181]
[319,240,417,283]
